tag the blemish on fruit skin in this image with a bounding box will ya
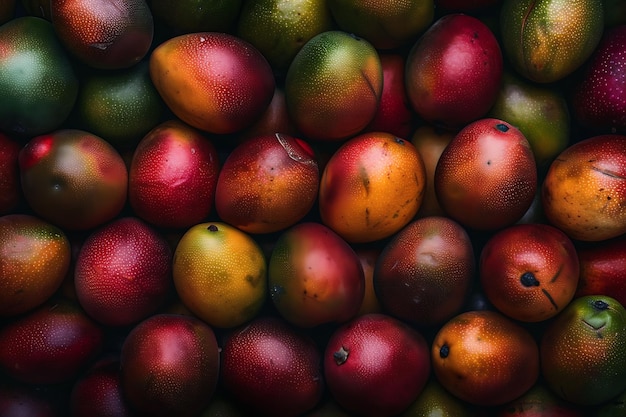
[542,288,558,310]
[207,224,219,232]
[439,344,450,358]
[593,300,609,311]
[520,272,540,287]
[333,346,349,365]
[495,123,509,132]
[360,166,370,194]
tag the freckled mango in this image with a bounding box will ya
[149,32,275,135]
[172,222,267,328]
[500,0,604,83]
[319,131,426,243]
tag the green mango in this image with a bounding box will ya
[488,71,570,167]
[75,62,165,149]
[0,16,78,137]
[500,0,604,83]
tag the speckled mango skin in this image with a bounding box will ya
[374,216,475,327]
[18,129,128,231]
[540,295,626,406]
[431,310,540,407]
[50,0,153,70]
[328,0,435,50]
[236,0,334,74]
[541,134,626,242]
[572,25,626,133]
[500,0,604,83]
[128,119,220,230]
[0,16,78,137]
[404,13,503,129]
[0,214,70,317]
[215,133,320,234]
[434,119,537,231]
[268,222,365,328]
[479,223,580,323]
[173,222,267,329]
[149,32,275,135]
[285,30,383,141]
[488,71,570,167]
[319,132,426,243]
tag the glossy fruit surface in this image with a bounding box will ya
[435,118,537,231]
[572,25,626,133]
[319,131,426,243]
[365,53,416,139]
[374,216,475,326]
[268,222,364,327]
[69,356,134,417]
[500,0,604,83]
[488,71,570,167]
[405,13,503,128]
[541,134,626,241]
[215,133,319,234]
[0,214,70,317]
[74,217,173,327]
[324,313,431,417]
[120,313,220,417]
[327,0,434,50]
[2,3,626,415]
[432,310,540,406]
[479,223,579,322]
[575,235,626,306]
[75,62,164,148]
[19,129,128,231]
[540,295,626,405]
[128,119,220,230]
[237,86,300,141]
[149,31,275,134]
[0,16,78,137]
[220,315,324,416]
[236,0,333,74]
[285,30,383,141]
[0,298,104,385]
[173,222,267,328]
[50,0,154,69]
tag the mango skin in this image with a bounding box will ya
[541,134,626,242]
[405,13,503,128]
[489,71,570,167]
[150,32,275,134]
[540,295,626,406]
[500,0,604,83]
[236,0,334,74]
[215,133,319,235]
[0,16,78,137]
[18,129,128,231]
[285,30,383,141]
[268,222,365,328]
[328,0,435,50]
[50,0,154,70]
[319,132,426,243]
